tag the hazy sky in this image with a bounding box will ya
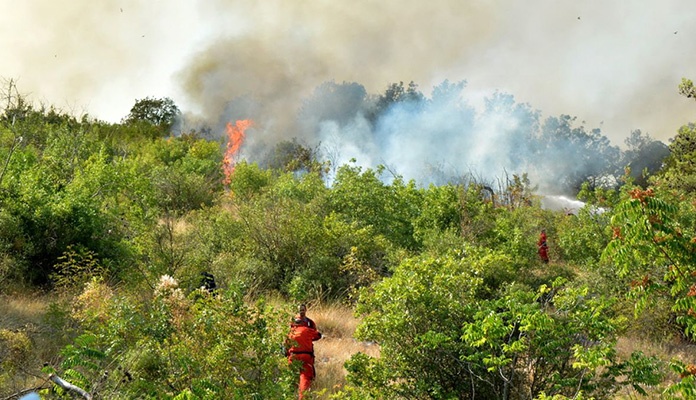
[2,0,695,146]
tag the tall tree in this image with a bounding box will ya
[367,81,425,124]
[123,97,180,135]
[654,78,696,193]
[622,129,669,188]
[537,115,621,195]
[298,81,367,127]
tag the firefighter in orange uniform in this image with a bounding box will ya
[285,315,322,399]
[537,229,549,264]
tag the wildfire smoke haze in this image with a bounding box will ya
[3,1,696,192]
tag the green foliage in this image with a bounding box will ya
[260,138,327,174]
[576,181,620,209]
[412,183,462,243]
[602,185,696,393]
[657,122,696,193]
[329,164,422,249]
[348,253,481,399]
[0,329,32,376]
[622,130,670,188]
[666,361,696,398]
[151,166,218,214]
[4,144,131,284]
[0,209,24,286]
[235,193,327,293]
[678,77,696,100]
[4,81,696,397]
[554,206,611,268]
[62,279,297,399]
[323,214,392,299]
[228,161,272,200]
[339,246,383,304]
[460,184,498,243]
[144,135,224,214]
[603,187,694,305]
[491,205,548,266]
[50,245,107,292]
[123,97,181,134]
[344,268,662,399]
[537,115,621,195]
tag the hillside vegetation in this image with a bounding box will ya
[2,78,696,399]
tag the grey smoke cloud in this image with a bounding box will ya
[2,1,695,155]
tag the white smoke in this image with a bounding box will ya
[301,81,541,187]
[2,0,695,191]
[2,1,695,143]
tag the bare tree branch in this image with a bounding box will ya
[49,374,92,400]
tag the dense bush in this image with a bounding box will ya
[341,254,663,399]
[5,83,696,398]
[50,276,297,399]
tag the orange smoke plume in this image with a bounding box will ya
[222,119,253,184]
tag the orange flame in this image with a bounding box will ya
[222,119,253,184]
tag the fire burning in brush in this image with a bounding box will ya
[222,119,253,184]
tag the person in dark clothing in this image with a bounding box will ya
[200,271,217,294]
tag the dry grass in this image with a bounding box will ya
[0,292,60,397]
[612,335,696,398]
[0,293,49,330]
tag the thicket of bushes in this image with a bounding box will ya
[3,81,696,398]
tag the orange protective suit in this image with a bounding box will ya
[537,230,549,263]
[286,321,322,399]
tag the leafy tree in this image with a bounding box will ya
[259,138,326,175]
[602,185,696,396]
[228,161,272,200]
[480,92,540,172]
[135,135,224,215]
[603,186,695,330]
[122,97,180,134]
[657,123,696,193]
[346,253,482,399]
[367,81,425,123]
[459,183,499,245]
[298,80,367,126]
[537,115,621,195]
[622,130,669,188]
[490,201,551,269]
[678,77,696,100]
[342,252,661,399]
[554,204,611,268]
[460,282,662,399]
[329,164,422,250]
[227,167,397,300]
[412,183,462,243]
[6,146,132,284]
[233,174,331,296]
